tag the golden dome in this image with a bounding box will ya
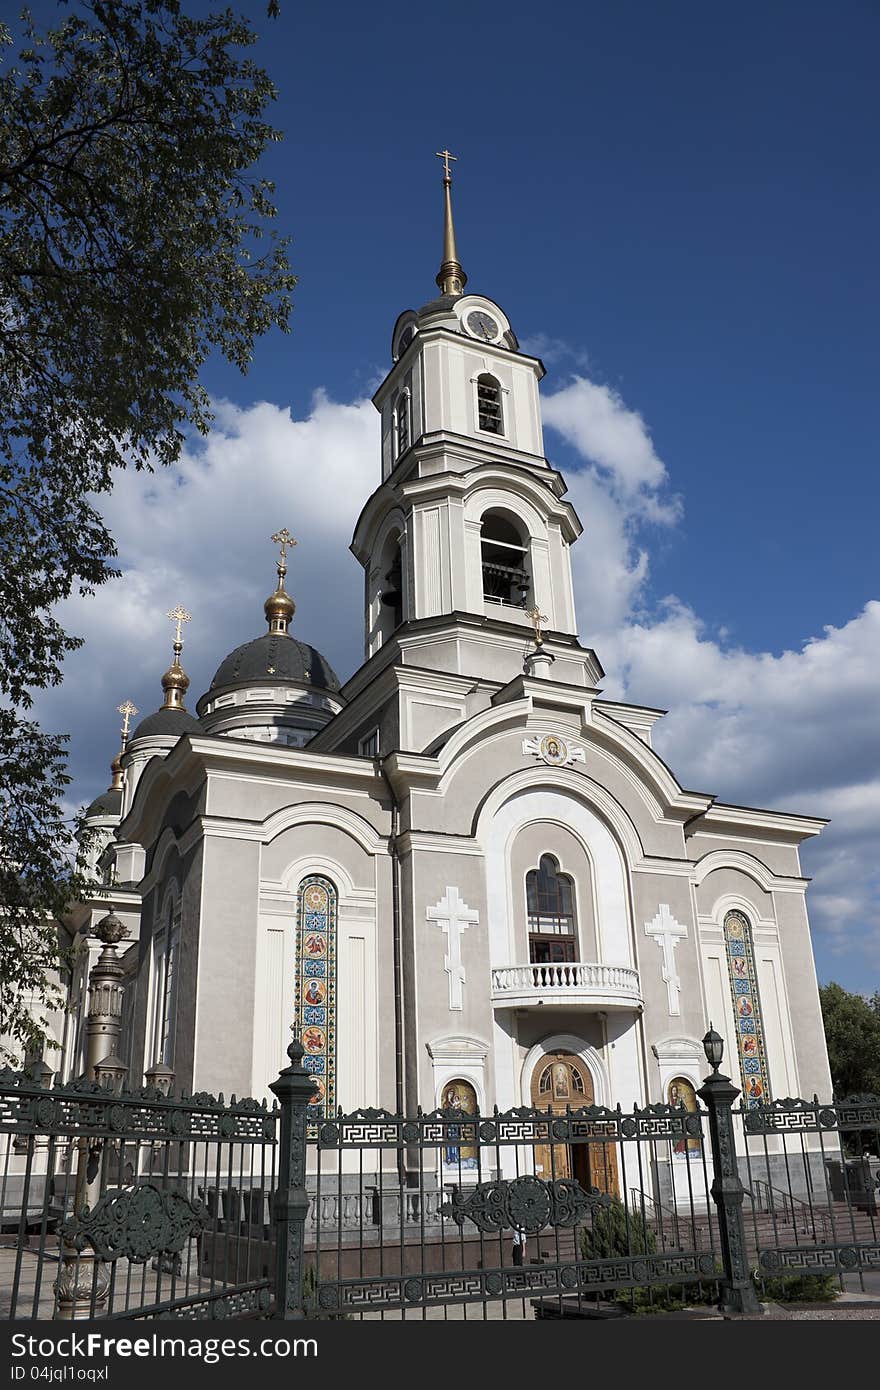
[161,657,190,710]
[265,528,297,636]
[109,752,124,791]
[264,585,295,628]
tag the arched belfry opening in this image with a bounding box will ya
[476,373,503,434]
[480,510,530,608]
[378,530,404,644]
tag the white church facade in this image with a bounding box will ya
[64,164,832,1163]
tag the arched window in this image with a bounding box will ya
[395,389,410,456]
[723,910,771,1108]
[526,855,577,963]
[476,373,503,434]
[295,875,337,1118]
[480,511,529,607]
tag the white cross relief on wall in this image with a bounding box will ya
[644,904,688,1017]
[427,887,479,1011]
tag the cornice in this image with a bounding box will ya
[371,324,545,409]
[686,802,827,843]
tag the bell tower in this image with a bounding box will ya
[350,155,599,696]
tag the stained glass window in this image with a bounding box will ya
[723,910,771,1109]
[295,875,337,1120]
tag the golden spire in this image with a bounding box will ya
[110,699,138,789]
[161,605,191,711]
[435,149,467,297]
[265,528,296,636]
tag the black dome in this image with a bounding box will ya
[130,707,201,742]
[84,787,122,818]
[417,294,460,320]
[210,634,341,694]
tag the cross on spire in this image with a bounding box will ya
[434,149,467,297]
[166,604,191,648]
[435,148,457,182]
[117,699,139,744]
[271,528,297,566]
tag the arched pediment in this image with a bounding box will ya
[261,801,386,855]
[691,849,794,892]
[118,748,191,849]
[424,698,706,844]
[459,464,580,541]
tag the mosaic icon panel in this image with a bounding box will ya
[295,875,337,1119]
[723,910,771,1108]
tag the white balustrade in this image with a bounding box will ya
[490,961,641,1009]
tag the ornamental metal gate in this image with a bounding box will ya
[0,1070,278,1320]
[739,1095,880,1288]
[305,1100,721,1318]
[1,1043,878,1321]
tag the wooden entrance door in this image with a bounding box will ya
[530,1054,619,1196]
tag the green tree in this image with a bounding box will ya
[0,1,293,1060]
[819,982,880,1096]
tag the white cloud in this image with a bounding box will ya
[543,379,880,981]
[35,392,377,791]
[543,375,678,511]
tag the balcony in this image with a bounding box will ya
[490,961,642,1012]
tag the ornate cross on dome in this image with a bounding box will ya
[526,605,548,646]
[117,699,139,744]
[271,528,297,566]
[435,147,457,183]
[167,604,191,647]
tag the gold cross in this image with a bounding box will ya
[271,528,297,564]
[166,604,191,646]
[117,699,139,741]
[435,148,457,181]
[526,605,548,646]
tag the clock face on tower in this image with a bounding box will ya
[466,310,500,343]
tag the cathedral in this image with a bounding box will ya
[63,159,832,1153]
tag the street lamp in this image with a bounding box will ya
[702,1026,724,1074]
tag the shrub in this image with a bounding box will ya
[758,1272,840,1303]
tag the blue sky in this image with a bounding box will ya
[227,0,879,652]
[24,2,879,989]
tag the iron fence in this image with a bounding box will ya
[304,1100,721,1318]
[739,1094,880,1291]
[0,1069,278,1320]
[1,1042,879,1321]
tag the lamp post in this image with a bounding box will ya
[269,1035,317,1319]
[697,1026,762,1316]
[54,907,130,1319]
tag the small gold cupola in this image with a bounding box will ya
[265,528,297,636]
[161,604,191,711]
[435,149,467,297]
